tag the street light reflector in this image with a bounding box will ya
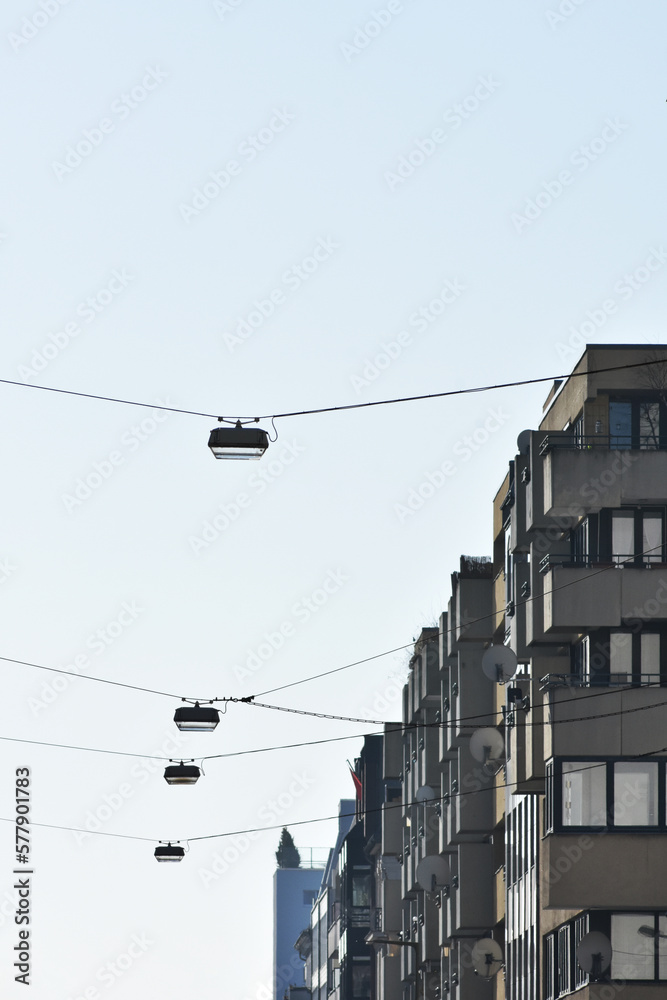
[154,843,185,862]
[173,703,220,732]
[208,422,269,460]
[164,763,201,785]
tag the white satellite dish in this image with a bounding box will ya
[482,645,517,683]
[416,785,436,803]
[415,855,451,893]
[471,938,503,979]
[517,430,531,455]
[576,932,612,979]
[469,728,505,765]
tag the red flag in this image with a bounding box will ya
[347,761,362,800]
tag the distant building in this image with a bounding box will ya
[274,859,323,1000]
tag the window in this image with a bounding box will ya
[303,889,318,906]
[612,512,634,564]
[557,925,571,996]
[610,399,664,450]
[574,915,589,988]
[573,629,665,686]
[612,914,657,980]
[551,758,667,831]
[613,762,658,826]
[351,959,371,999]
[351,874,370,907]
[562,762,606,826]
[611,509,664,565]
[567,508,665,567]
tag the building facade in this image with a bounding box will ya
[290,345,667,1000]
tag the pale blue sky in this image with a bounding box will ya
[1,1,666,997]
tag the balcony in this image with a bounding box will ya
[542,833,667,910]
[540,680,667,758]
[542,563,667,632]
[539,434,667,517]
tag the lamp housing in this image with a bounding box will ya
[174,703,220,732]
[164,763,201,785]
[208,422,269,460]
[154,843,185,863]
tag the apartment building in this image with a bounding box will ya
[291,345,667,1000]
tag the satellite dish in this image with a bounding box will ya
[517,430,531,455]
[415,855,451,893]
[416,785,436,803]
[482,645,517,683]
[471,938,503,978]
[470,728,505,765]
[576,932,612,979]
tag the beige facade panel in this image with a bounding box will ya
[456,577,493,643]
[542,447,667,518]
[546,685,667,758]
[543,565,667,632]
[576,987,667,1000]
[543,833,667,908]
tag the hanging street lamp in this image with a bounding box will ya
[163,762,201,785]
[173,702,220,732]
[208,420,269,460]
[154,843,185,862]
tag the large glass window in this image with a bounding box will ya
[562,762,606,826]
[612,513,634,565]
[553,758,667,831]
[610,401,632,449]
[644,516,663,563]
[557,925,571,996]
[351,874,370,907]
[610,399,664,450]
[640,402,660,449]
[574,915,589,988]
[613,762,658,826]
[574,629,664,686]
[609,632,632,682]
[611,914,655,980]
[351,959,371,999]
[544,935,555,1000]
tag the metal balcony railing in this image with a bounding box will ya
[539,433,666,455]
[540,672,664,691]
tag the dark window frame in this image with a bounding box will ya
[548,756,667,833]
